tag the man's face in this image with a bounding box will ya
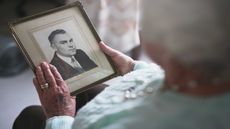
[51,33,77,57]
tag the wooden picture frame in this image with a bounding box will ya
[9,1,118,95]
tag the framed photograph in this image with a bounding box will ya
[9,1,118,95]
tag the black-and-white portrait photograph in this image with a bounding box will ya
[33,23,98,80]
[48,29,97,80]
[9,3,117,94]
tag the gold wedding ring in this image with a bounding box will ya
[40,83,49,90]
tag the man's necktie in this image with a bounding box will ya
[71,56,84,72]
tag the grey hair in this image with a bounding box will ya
[141,0,230,81]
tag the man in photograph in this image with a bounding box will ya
[48,29,97,80]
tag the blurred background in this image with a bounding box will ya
[0,0,150,128]
[0,0,64,129]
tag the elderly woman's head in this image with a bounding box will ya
[142,0,230,83]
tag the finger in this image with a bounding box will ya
[99,41,121,57]
[41,62,56,88]
[50,64,68,93]
[49,64,65,86]
[36,65,47,86]
[71,96,76,114]
[49,64,69,93]
[71,96,76,100]
[61,84,71,94]
[33,77,43,97]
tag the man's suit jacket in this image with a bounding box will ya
[50,49,97,80]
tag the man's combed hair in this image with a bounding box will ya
[48,29,67,45]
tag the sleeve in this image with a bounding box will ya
[45,116,74,129]
[133,61,164,74]
[133,61,152,70]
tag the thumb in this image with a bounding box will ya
[99,41,120,57]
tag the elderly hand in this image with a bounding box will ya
[33,62,76,118]
[99,41,136,75]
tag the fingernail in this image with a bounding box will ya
[49,64,56,70]
[36,66,41,72]
[41,62,49,68]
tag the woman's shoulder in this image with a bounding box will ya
[73,67,165,128]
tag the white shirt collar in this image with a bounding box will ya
[56,53,82,68]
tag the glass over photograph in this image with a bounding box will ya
[9,2,117,94]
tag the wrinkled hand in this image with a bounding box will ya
[99,41,136,75]
[33,62,76,118]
